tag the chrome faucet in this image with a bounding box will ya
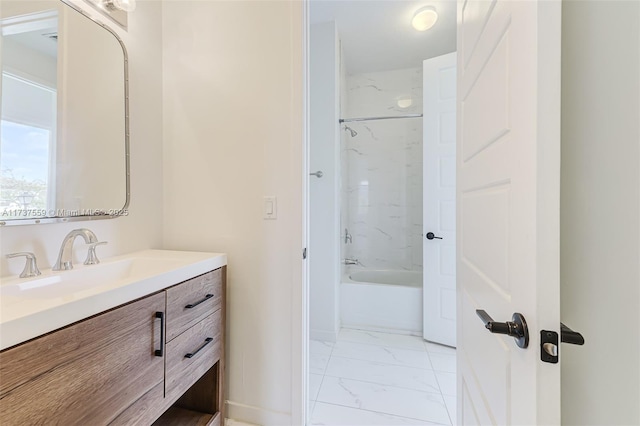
[53,229,99,271]
[6,252,41,278]
[84,241,108,265]
[343,258,359,265]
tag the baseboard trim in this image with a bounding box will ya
[226,401,292,426]
[225,419,260,426]
[341,324,423,337]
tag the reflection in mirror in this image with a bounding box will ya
[1,9,58,217]
[0,0,128,225]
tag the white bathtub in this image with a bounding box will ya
[341,269,423,335]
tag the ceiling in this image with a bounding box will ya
[8,29,58,59]
[310,0,457,75]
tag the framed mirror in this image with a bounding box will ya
[0,0,129,226]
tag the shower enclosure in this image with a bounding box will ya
[340,67,425,335]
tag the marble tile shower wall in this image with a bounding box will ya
[340,45,349,277]
[343,67,423,271]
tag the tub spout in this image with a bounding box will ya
[343,258,359,265]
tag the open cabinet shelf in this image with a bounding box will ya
[153,407,220,426]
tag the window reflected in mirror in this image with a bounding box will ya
[1,74,57,218]
[1,7,57,219]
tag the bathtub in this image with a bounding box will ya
[340,269,423,335]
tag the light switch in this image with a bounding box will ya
[264,196,277,220]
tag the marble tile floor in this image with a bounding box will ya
[309,328,457,426]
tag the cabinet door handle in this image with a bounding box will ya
[185,294,214,309]
[185,337,214,359]
[154,312,165,357]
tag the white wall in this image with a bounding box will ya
[309,21,341,342]
[561,2,640,424]
[2,37,57,88]
[1,70,55,129]
[0,0,164,276]
[161,2,304,425]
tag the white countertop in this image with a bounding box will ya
[0,249,227,350]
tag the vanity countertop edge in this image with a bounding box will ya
[0,249,227,351]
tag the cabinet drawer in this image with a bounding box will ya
[165,310,222,402]
[166,269,223,341]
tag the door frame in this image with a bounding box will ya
[297,1,457,424]
[296,0,310,425]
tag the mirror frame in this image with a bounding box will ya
[0,0,130,226]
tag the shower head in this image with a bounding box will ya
[343,125,357,137]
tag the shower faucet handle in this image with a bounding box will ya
[310,171,324,178]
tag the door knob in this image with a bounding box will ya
[476,309,529,348]
[310,171,324,178]
[426,232,442,240]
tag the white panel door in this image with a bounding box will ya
[457,0,561,424]
[423,52,457,347]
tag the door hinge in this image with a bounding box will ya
[302,248,307,260]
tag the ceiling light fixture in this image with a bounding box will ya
[397,97,413,108]
[103,0,137,13]
[412,6,438,31]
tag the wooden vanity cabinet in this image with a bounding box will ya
[0,267,226,426]
[0,292,166,425]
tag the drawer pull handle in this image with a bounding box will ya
[155,311,164,357]
[185,294,214,309]
[185,337,214,359]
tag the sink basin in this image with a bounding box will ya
[1,257,187,300]
[0,249,227,350]
[2,259,132,299]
